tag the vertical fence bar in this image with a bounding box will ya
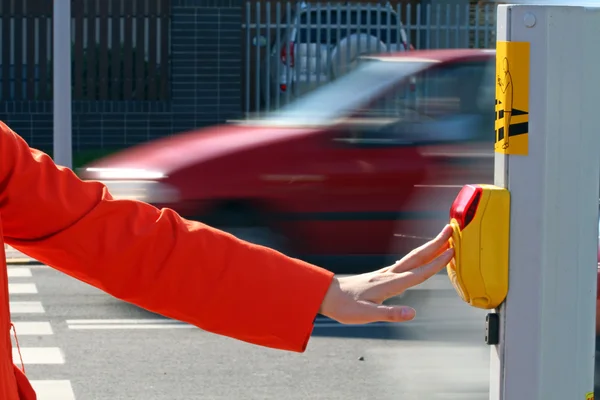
[147,0,158,101]
[415,3,421,50]
[365,4,372,56]
[47,0,53,100]
[244,2,250,115]
[491,6,494,47]
[315,3,321,87]
[463,3,469,48]
[375,3,381,53]
[306,3,312,94]
[445,4,450,49]
[26,1,36,100]
[265,1,270,111]
[484,4,490,48]
[38,1,49,100]
[159,0,169,100]
[331,3,337,76]
[343,3,349,79]
[284,1,290,106]
[454,4,459,48]
[135,0,145,101]
[406,3,412,49]
[123,0,133,100]
[293,2,300,99]
[425,3,431,49]
[384,3,390,52]
[13,0,23,100]
[110,0,121,100]
[0,0,6,100]
[474,3,480,48]
[325,1,331,81]
[396,3,402,50]
[434,4,440,49]
[334,2,340,83]
[86,0,97,100]
[254,2,260,113]
[375,3,392,111]
[73,0,84,100]
[357,4,363,64]
[274,1,280,110]
[98,0,109,100]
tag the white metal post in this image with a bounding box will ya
[491,4,600,400]
[53,0,72,168]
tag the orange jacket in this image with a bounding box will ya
[0,121,334,399]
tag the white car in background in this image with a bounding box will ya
[261,2,412,108]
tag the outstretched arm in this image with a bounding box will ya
[0,121,334,352]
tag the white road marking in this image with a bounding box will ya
[8,283,38,294]
[6,266,73,399]
[13,347,65,364]
[7,268,32,278]
[67,318,182,324]
[29,380,76,400]
[69,324,196,330]
[67,318,194,330]
[11,321,53,335]
[312,319,482,328]
[10,301,45,314]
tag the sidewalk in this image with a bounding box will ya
[4,245,37,265]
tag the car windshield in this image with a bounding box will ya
[252,58,433,126]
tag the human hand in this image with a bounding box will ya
[318,225,454,324]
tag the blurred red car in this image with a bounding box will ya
[80,48,600,339]
[81,49,496,273]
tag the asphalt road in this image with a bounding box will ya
[9,263,492,400]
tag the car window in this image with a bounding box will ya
[350,61,495,143]
[259,59,431,126]
[360,63,485,118]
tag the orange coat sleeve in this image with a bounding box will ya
[0,121,334,352]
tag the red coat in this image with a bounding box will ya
[0,121,334,399]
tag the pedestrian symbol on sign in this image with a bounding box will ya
[494,41,530,156]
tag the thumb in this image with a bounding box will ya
[353,301,416,324]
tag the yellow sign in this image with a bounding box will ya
[495,41,530,155]
[586,392,594,400]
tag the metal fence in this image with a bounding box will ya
[243,1,498,114]
[0,0,170,102]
